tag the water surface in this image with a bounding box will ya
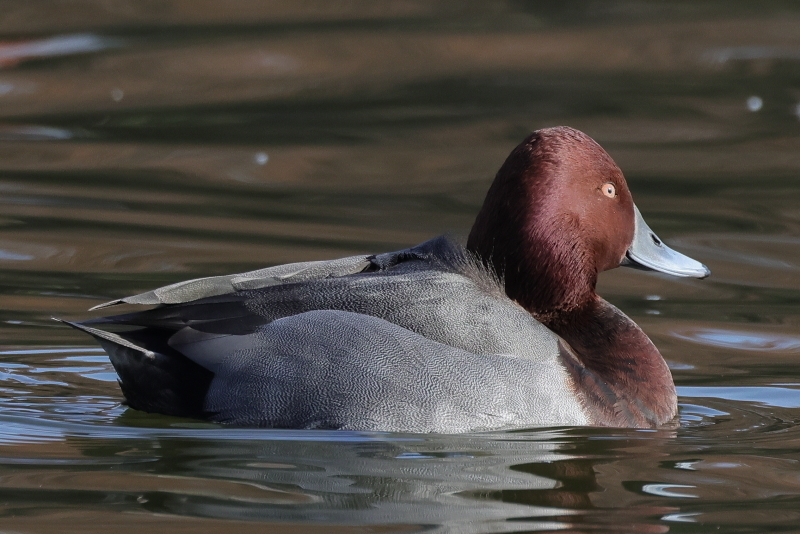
[1,2,800,532]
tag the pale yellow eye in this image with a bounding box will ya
[601,182,616,198]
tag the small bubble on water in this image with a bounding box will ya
[254,152,269,165]
[645,295,662,301]
[111,88,124,102]
[746,95,763,112]
[136,495,148,504]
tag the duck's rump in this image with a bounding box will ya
[65,237,588,432]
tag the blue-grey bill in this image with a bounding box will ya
[622,205,711,279]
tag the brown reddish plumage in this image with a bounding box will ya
[467,126,677,427]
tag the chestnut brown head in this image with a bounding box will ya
[467,127,708,316]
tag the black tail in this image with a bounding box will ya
[56,319,213,419]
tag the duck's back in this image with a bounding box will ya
[67,237,589,432]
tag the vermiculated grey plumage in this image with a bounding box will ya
[63,237,588,431]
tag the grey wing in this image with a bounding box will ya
[87,235,479,311]
[90,254,372,310]
[85,237,562,365]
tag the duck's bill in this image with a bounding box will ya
[621,205,711,279]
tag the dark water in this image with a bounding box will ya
[1,2,800,532]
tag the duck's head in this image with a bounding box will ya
[467,126,709,318]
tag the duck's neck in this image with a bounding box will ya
[544,297,677,427]
[466,200,599,319]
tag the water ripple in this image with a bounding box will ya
[672,327,800,352]
[679,385,800,409]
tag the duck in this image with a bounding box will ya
[59,126,710,433]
